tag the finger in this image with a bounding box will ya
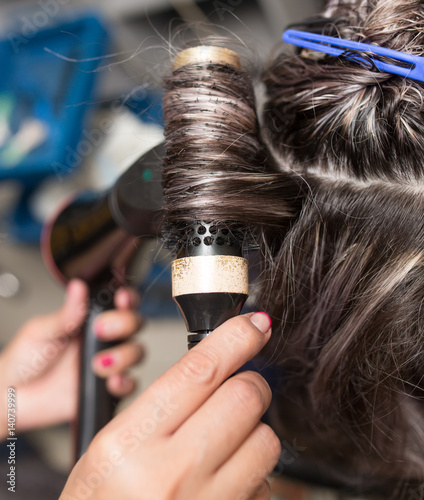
[212,423,281,500]
[106,373,137,397]
[93,310,143,341]
[1,281,88,386]
[269,477,310,499]
[20,279,89,342]
[114,287,140,310]
[174,371,272,472]
[92,342,144,376]
[247,480,271,500]
[124,312,272,437]
[60,279,90,335]
[14,338,80,430]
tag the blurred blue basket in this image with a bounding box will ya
[0,13,109,184]
[0,13,110,241]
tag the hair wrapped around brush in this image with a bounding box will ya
[161,44,304,244]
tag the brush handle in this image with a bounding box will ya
[75,291,119,460]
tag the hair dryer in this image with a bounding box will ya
[42,143,164,459]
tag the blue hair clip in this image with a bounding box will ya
[283,29,424,83]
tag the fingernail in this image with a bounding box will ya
[94,320,120,338]
[94,320,105,338]
[250,312,272,334]
[100,355,114,367]
[66,280,78,295]
[117,288,131,309]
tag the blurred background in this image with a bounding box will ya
[0,1,369,499]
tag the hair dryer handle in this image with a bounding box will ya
[76,290,119,460]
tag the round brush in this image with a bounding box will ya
[162,45,259,348]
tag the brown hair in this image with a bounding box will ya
[262,0,424,494]
[161,2,424,495]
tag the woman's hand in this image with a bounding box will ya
[61,312,281,500]
[0,279,143,437]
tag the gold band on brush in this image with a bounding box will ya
[173,46,241,71]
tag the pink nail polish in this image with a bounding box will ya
[250,312,272,334]
[100,356,114,367]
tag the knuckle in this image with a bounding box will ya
[123,341,144,362]
[223,316,260,351]
[133,342,145,362]
[262,480,272,498]
[255,480,271,499]
[230,377,266,413]
[257,424,281,462]
[125,311,141,332]
[133,313,143,332]
[178,349,219,385]
[88,428,121,461]
[238,372,272,406]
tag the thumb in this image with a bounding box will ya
[24,279,89,342]
[57,279,89,338]
[1,280,89,386]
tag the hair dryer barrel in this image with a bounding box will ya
[44,143,164,284]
